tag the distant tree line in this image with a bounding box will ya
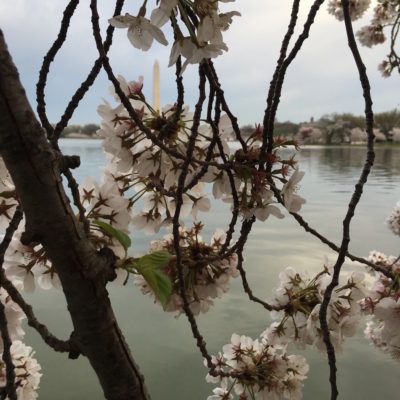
[58,123,100,137]
[240,109,400,145]
[59,110,400,143]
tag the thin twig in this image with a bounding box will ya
[0,273,74,354]
[260,0,300,167]
[290,211,393,278]
[53,0,125,142]
[260,0,325,166]
[172,66,214,366]
[209,112,240,254]
[64,169,90,235]
[36,0,80,138]
[318,1,375,398]
[269,183,392,278]
[36,1,125,235]
[234,219,283,312]
[204,61,247,150]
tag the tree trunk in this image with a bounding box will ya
[0,29,150,400]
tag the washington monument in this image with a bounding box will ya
[153,60,160,113]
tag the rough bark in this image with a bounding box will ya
[0,29,150,400]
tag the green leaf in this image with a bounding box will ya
[93,220,131,256]
[136,250,171,270]
[137,265,172,310]
[134,251,172,310]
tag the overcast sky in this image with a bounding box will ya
[0,0,399,126]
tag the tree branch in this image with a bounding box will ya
[0,302,17,400]
[0,27,150,400]
[318,1,375,398]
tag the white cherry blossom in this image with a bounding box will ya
[207,379,233,400]
[281,168,306,212]
[386,201,400,236]
[109,13,168,51]
[150,0,177,27]
[0,157,18,229]
[0,284,25,350]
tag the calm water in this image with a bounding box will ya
[24,140,400,399]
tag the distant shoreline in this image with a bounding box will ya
[63,133,101,139]
[60,136,400,147]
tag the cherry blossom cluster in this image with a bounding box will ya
[295,126,323,145]
[356,24,386,47]
[108,0,240,74]
[386,201,400,236]
[357,0,399,45]
[206,333,309,400]
[350,127,368,143]
[361,250,400,360]
[79,173,132,259]
[134,226,239,315]
[0,341,41,400]
[3,225,61,293]
[263,265,367,353]
[95,76,214,234]
[0,284,42,399]
[95,76,305,239]
[328,0,400,76]
[205,261,367,399]
[327,0,371,21]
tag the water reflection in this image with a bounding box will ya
[298,146,400,185]
[29,140,400,399]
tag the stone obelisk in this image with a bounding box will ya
[153,60,160,113]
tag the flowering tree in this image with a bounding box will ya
[0,1,399,399]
